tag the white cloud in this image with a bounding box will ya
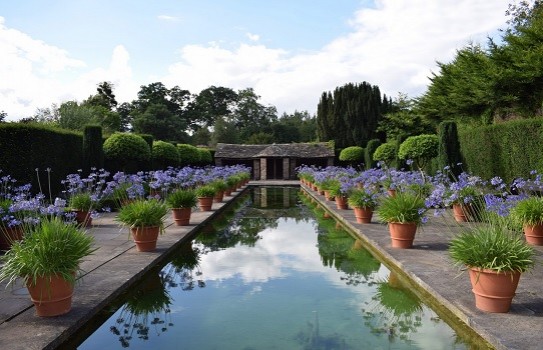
[246,32,260,42]
[75,45,137,105]
[0,1,511,120]
[162,0,510,114]
[0,16,86,119]
[157,15,180,22]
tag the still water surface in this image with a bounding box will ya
[78,187,468,349]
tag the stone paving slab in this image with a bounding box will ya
[303,185,543,350]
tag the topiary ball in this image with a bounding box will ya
[152,141,179,167]
[103,133,151,162]
[339,146,364,163]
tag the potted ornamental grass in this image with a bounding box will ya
[348,188,378,224]
[449,216,535,313]
[0,217,95,317]
[0,198,24,251]
[376,191,427,248]
[117,199,169,252]
[211,179,228,203]
[166,189,197,226]
[195,185,216,212]
[69,192,94,227]
[509,195,543,245]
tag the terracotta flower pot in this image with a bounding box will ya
[324,191,335,201]
[74,210,92,227]
[214,191,225,203]
[335,196,348,210]
[353,207,373,224]
[388,222,417,248]
[27,273,75,317]
[468,267,521,313]
[0,225,24,250]
[452,204,472,222]
[522,224,543,245]
[130,226,160,252]
[171,208,192,226]
[198,197,214,211]
[149,189,161,198]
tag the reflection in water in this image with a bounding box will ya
[363,271,424,344]
[78,187,469,350]
[165,242,205,291]
[294,311,349,350]
[109,270,173,348]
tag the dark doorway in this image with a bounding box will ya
[266,158,283,179]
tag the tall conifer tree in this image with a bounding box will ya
[316,82,387,149]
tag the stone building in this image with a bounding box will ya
[214,142,335,180]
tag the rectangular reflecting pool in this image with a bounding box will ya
[75,187,471,349]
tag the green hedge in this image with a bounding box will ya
[152,140,179,169]
[373,142,397,166]
[339,146,364,165]
[364,139,381,170]
[459,119,543,183]
[177,144,200,167]
[437,121,462,177]
[398,134,438,170]
[103,133,151,173]
[197,147,213,166]
[83,125,104,173]
[0,123,82,197]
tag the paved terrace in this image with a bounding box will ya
[0,180,541,349]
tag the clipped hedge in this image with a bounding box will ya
[339,146,364,165]
[103,133,151,173]
[197,147,213,165]
[459,119,543,183]
[398,134,439,169]
[437,121,462,177]
[82,125,104,173]
[177,144,200,167]
[364,139,381,170]
[152,141,179,169]
[373,142,397,166]
[0,123,82,197]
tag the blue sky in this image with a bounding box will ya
[1,0,511,120]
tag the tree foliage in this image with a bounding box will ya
[437,121,462,176]
[84,81,118,111]
[364,139,381,170]
[398,134,439,170]
[132,103,187,142]
[416,1,543,124]
[339,146,364,166]
[187,85,238,128]
[373,142,397,166]
[211,117,239,145]
[378,93,433,141]
[316,82,389,149]
[129,82,191,141]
